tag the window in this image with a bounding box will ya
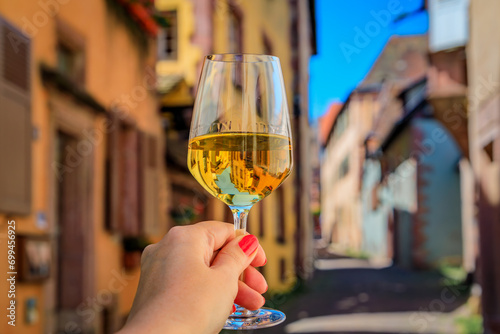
[57,43,76,78]
[0,17,32,215]
[56,20,85,85]
[158,10,178,61]
[337,156,350,180]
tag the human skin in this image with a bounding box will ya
[117,221,268,334]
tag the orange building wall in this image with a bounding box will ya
[0,1,167,333]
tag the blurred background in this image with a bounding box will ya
[0,0,498,333]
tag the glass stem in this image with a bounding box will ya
[230,207,258,317]
[232,208,249,237]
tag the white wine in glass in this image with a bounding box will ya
[188,54,293,330]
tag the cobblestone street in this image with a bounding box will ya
[256,253,471,334]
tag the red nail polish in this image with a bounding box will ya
[239,235,258,256]
[232,304,236,313]
[263,258,267,265]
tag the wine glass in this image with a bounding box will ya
[187,54,293,330]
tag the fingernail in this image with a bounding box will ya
[239,234,258,256]
[232,304,236,313]
[263,258,267,265]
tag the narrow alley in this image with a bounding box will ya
[257,251,472,334]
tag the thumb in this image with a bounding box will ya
[211,234,259,279]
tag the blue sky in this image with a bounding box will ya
[309,0,428,119]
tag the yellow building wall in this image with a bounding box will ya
[213,0,297,293]
[157,0,298,292]
[155,0,202,86]
[0,1,166,333]
[321,97,368,253]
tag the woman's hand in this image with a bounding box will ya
[117,221,268,334]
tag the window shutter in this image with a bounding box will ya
[139,132,159,236]
[106,114,141,236]
[119,125,139,236]
[105,112,120,232]
[0,17,32,215]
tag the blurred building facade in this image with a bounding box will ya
[155,0,316,292]
[289,0,317,283]
[414,0,500,329]
[0,1,168,333]
[320,0,500,329]
[320,90,379,254]
[318,102,341,243]
[363,0,500,329]
[367,78,464,269]
[466,0,500,331]
[357,37,435,269]
[426,0,472,272]
[320,36,430,257]
[156,0,215,228]
[321,33,468,269]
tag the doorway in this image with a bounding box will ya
[54,130,89,332]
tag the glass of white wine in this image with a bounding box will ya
[187,54,293,330]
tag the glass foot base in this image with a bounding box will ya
[224,305,286,330]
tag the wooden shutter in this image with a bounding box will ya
[0,17,32,215]
[57,133,85,308]
[139,132,159,236]
[105,112,120,232]
[106,114,141,236]
[119,125,139,236]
